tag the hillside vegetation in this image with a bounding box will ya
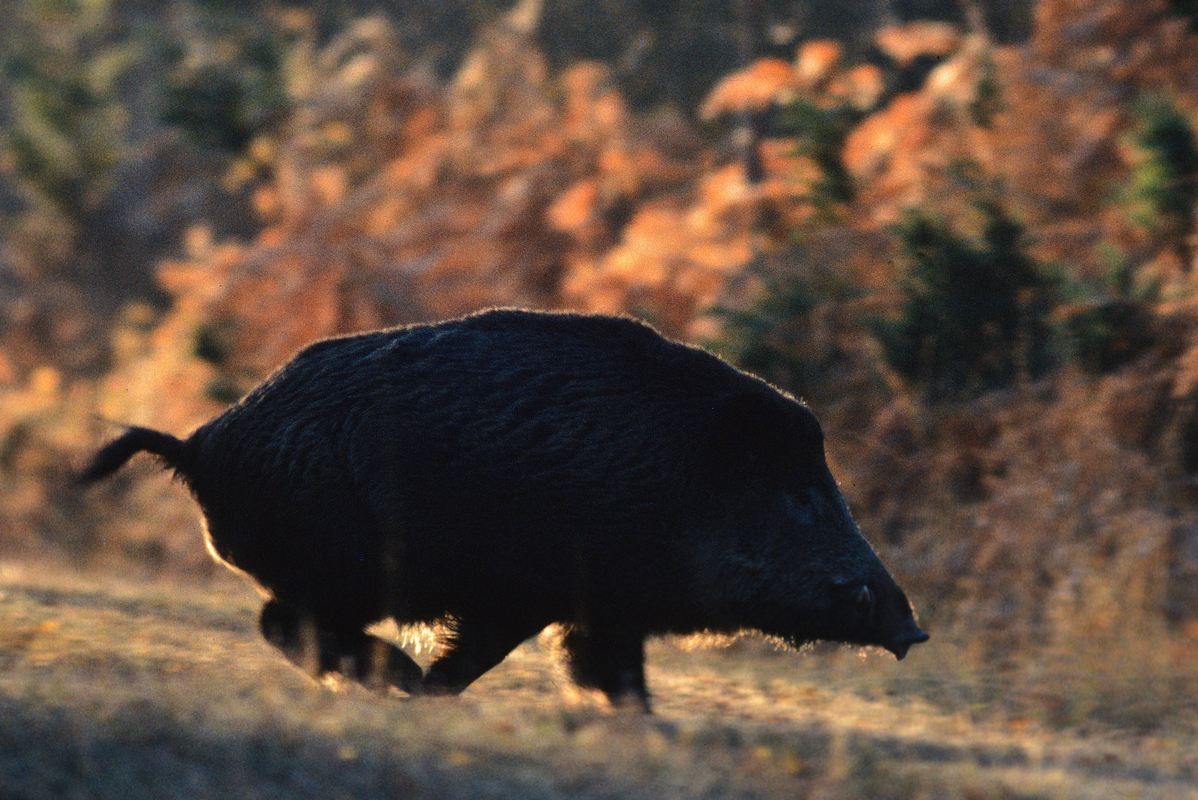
[2,0,1198,768]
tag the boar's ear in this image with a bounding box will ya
[705,390,806,479]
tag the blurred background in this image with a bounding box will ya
[2,0,1197,732]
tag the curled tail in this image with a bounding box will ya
[78,426,187,486]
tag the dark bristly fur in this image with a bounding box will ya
[80,308,928,710]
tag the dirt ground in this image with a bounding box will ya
[1,559,1195,800]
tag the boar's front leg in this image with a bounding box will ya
[339,629,425,693]
[421,615,547,696]
[561,624,650,712]
[258,599,422,693]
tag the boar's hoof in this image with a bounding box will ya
[259,600,329,676]
[420,616,549,696]
[606,686,653,714]
[346,634,425,694]
[562,625,651,712]
[258,600,423,693]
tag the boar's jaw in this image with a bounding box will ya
[843,577,929,660]
[775,622,929,660]
[882,625,930,660]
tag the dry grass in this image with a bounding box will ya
[2,559,1196,800]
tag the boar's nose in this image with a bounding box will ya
[885,628,930,661]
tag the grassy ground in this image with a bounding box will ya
[1,559,1196,799]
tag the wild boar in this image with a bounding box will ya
[81,308,928,709]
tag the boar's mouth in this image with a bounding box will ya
[883,628,930,661]
[778,626,930,660]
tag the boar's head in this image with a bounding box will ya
[702,390,929,660]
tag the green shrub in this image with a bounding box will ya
[780,99,858,212]
[159,16,290,152]
[1167,0,1198,30]
[204,375,245,405]
[968,55,1002,128]
[0,0,133,215]
[710,254,857,400]
[872,200,1058,400]
[1060,243,1159,375]
[192,320,235,367]
[1065,300,1154,375]
[1123,94,1198,262]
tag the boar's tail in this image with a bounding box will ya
[78,427,187,486]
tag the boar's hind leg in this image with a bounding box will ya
[562,625,650,712]
[421,616,546,696]
[258,600,422,694]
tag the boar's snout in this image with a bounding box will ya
[884,625,930,661]
[870,579,930,660]
[824,573,929,660]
